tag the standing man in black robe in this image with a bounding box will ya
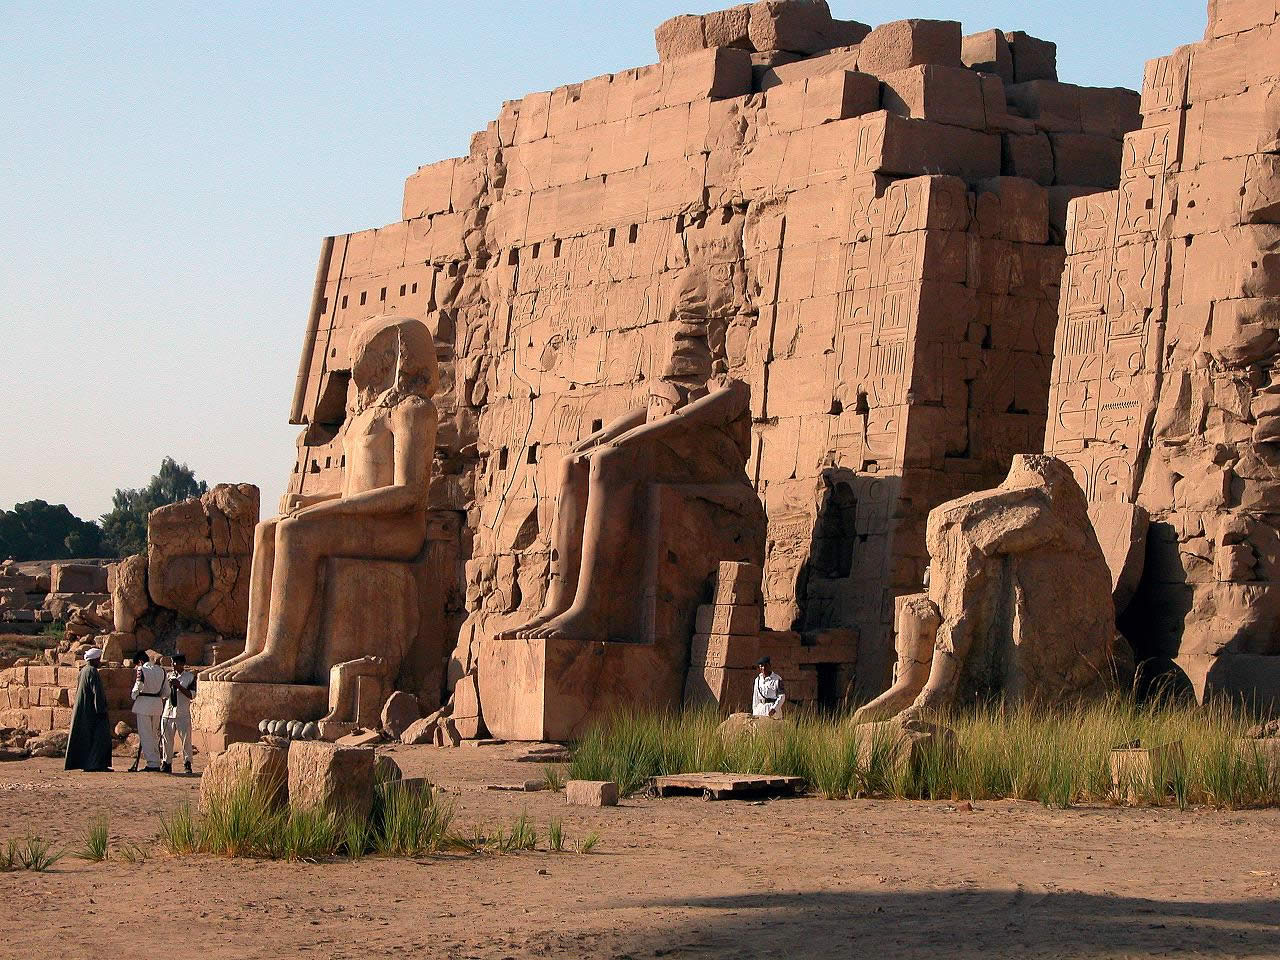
[64,648,112,772]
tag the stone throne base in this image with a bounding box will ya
[475,636,678,741]
[191,680,328,754]
[470,481,767,741]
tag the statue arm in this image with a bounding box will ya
[609,382,748,447]
[280,492,340,515]
[296,401,436,518]
[570,407,647,454]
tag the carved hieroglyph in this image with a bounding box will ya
[284,4,1138,704]
[1045,0,1280,706]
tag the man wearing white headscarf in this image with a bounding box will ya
[65,649,112,771]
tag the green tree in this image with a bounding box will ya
[0,500,107,561]
[100,458,208,557]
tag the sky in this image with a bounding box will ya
[1,0,1209,523]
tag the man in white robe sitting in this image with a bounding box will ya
[752,656,786,718]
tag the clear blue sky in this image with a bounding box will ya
[1,0,1208,523]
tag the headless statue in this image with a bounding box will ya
[208,314,438,684]
[503,268,752,643]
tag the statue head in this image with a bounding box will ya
[348,315,439,412]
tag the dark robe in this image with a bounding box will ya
[64,663,112,771]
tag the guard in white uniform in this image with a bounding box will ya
[130,651,167,771]
[752,656,786,718]
[161,653,197,774]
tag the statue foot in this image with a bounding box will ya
[215,651,293,684]
[525,608,603,642]
[205,652,253,681]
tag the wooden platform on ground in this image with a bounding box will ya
[648,773,806,801]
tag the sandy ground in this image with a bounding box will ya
[2,741,1279,960]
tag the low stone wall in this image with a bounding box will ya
[0,664,134,733]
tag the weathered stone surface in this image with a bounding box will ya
[1088,502,1150,615]
[565,780,620,806]
[199,741,289,812]
[50,563,107,595]
[148,484,260,637]
[287,742,376,821]
[380,691,422,740]
[855,715,956,780]
[25,730,68,758]
[1043,7,1280,706]
[909,455,1118,711]
[110,554,149,633]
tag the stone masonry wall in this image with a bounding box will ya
[287,2,1137,696]
[1046,0,1280,703]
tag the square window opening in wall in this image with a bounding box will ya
[341,295,348,309]
[628,224,639,243]
[399,284,406,297]
[553,239,562,258]
[592,418,603,433]
[498,447,509,470]
[527,443,539,464]
[360,291,367,306]
[340,455,346,468]
[411,282,418,294]
[448,261,459,277]
[380,287,387,301]
[319,297,328,313]
[608,228,616,247]
[676,214,685,233]
[532,242,541,259]
[508,247,519,266]
[325,456,332,469]
[310,460,321,474]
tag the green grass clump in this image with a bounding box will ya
[568,698,1280,809]
[372,781,455,857]
[76,817,110,862]
[0,835,64,872]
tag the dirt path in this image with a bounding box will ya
[2,742,1278,959]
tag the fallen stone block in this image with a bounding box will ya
[380,690,422,740]
[566,780,619,807]
[287,742,376,821]
[199,741,289,812]
[857,19,963,77]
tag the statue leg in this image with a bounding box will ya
[217,512,425,683]
[507,454,590,639]
[207,518,277,680]
[527,445,640,641]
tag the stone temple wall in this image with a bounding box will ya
[285,2,1137,696]
[1046,0,1280,702]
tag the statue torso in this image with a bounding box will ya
[340,405,397,497]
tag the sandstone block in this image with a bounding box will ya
[111,554,149,633]
[1006,30,1057,82]
[1050,132,1123,188]
[98,632,134,664]
[147,483,259,637]
[962,29,1013,83]
[566,780,619,807]
[49,563,107,595]
[287,742,376,821]
[1088,502,1150,615]
[747,0,868,55]
[695,603,761,636]
[399,715,438,746]
[199,741,289,813]
[1002,132,1055,186]
[801,70,880,127]
[380,691,422,740]
[880,64,987,130]
[690,632,761,668]
[857,19,962,78]
[662,47,753,108]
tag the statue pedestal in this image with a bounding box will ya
[192,680,328,754]
[475,636,681,742]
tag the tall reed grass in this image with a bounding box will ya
[568,699,1280,808]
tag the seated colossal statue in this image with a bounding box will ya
[207,313,438,687]
[501,267,755,644]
